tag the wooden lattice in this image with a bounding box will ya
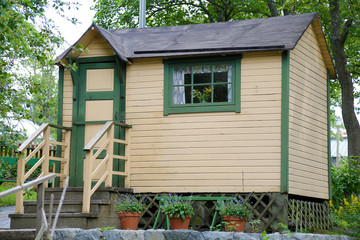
[136,193,288,232]
[288,199,331,232]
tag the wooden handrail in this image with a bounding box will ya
[15,123,72,214]
[82,121,131,213]
[84,121,113,151]
[0,173,56,199]
[18,123,48,152]
[49,123,72,131]
[113,121,132,128]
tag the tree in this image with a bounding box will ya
[0,0,78,144]
[92,0,360,158]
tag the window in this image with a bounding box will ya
[164,56,241,115]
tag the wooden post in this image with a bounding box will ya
[82,151,92,213]
[125,128,132,188]
[35,182,45,238]
[106,124,114,187]
[42,126,50,187]
[62,129,71,186]
[15,152,25,214]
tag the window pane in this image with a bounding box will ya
[214,65,232,83]
[214,84,231,102]
[214,72,227,83]
[193,65,211,84]
[185,86,192,103]
[193,85,211,103]
[185,73,191,84]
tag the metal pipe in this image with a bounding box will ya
[139,0,146,28]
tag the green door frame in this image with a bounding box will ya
[69,58,125,187]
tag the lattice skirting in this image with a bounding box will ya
[136,192,329,232]
[288,198,331,232]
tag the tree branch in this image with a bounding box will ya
[267,0,279,16]
[340,19,353,44]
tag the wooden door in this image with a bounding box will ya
[70,62,124,187]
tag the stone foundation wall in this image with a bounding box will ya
[53,229,351,240]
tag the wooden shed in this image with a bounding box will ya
[11,13,335,231]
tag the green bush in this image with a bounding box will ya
[331,156,360,207]
[330,195,360,237]
[0,183,37,206]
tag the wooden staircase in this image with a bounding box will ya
[10,187,129,229]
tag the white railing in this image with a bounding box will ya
[15,123,71,214]
[82,121,132,213]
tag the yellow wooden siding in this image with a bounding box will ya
[126,53,282,193]
[78,36,114,58]
[63,71,73,127]
[288,23,329,199]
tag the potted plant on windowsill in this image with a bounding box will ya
[217,198,252,232]
[160,195,194,229]
[115,193,145,230]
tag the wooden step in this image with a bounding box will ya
[0,229,35,240]
[23,199,110,213]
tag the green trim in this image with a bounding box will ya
[163,56,241,115]
[327,70,332,200]
[280,50,290,193]
[77,56,116,64]
[70,60,125,187]
[55,66,64,187]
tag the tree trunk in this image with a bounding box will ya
[330,0,360,157]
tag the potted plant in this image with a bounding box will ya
[115,193,145,230]
[217,198,252,232]
[160,195,194,229]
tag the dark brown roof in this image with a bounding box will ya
[59,13,319,62]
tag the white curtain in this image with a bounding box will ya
[172,67,189,104]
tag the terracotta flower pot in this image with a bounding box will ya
[169,215,191,229]
[222,216,247,232]
[117,212,141,230]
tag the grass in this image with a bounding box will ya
[0,183,37,206]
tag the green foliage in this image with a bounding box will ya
[0,0,79,144]
[115,193,145,213]
[261,230,271,240]
[0,159,42,180]
[159,195,194,221]
[217,198,252,219]
[249,219,261,233]
[330,195,360,237]
[278,222,295,240]
[96,226,116,232]
[331,156,360,207]
[0,183,37,206]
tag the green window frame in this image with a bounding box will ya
[164,56,241,115]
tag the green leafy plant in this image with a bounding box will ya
[330,195,360,237]
[249,219,261,232]
[217,198,252,219]
[261,230,271,240]
[115,193,145,213]
[278,222,295,240]
[193,87,212,103]
[159,195,194,221]
[96,226,116,232]
[331,156,360,207]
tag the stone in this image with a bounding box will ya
[201,231,236,240]
[145,229,165,240]
[234,232,261,240]
[53,228,82,240]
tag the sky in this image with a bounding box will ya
[49,0,96,54]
